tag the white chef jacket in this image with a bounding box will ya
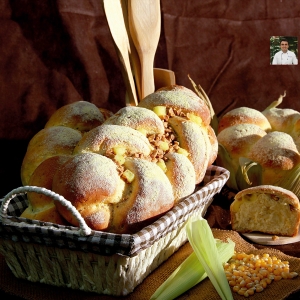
[272,50,298,65]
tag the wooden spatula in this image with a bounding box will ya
[154,68,176,90]
[120,0,142,102]
[103,0,138,106]
[128,0,161,100]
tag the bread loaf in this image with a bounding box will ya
[230,185,300,237]
[21,85,216,233]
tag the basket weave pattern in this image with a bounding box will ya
[0,165,229,296]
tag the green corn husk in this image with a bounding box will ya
[187,217,234,300]
[276,164,300,198]
[150,217,235,300]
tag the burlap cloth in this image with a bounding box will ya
[1,229,300,300]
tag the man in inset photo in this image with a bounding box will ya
[272,39,298,65]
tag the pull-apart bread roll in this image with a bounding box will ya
[52,153,174,233]
[230,185,300,237]
[218,107,272,133]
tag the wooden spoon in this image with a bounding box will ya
[103,0,138,106]
[128,0,161,99]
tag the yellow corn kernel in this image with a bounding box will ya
[246,288,255,296]
[259,279,267,289]
[229,280,236,287]
[238,287,247,295]
[232,286,240,292]
[274,275,282,281]
[255,284,264,292]
[288,272,298,279]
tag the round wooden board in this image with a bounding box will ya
[241,226,300,245]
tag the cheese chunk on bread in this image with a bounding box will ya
[230,185,300,237]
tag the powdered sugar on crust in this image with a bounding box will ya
[217,123,267,157]
[262,107,300,133]
[118,158,174,227]
[53,153,120,201]
[218,107,271,133]
[45,101,106,132]
[249,131,300,169]
[104,106,165,135]
[165,152,196,201]
[138,85,211,126]
[74,124,152,156]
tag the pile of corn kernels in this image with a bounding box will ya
[224,252,298,297]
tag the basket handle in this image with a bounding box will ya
[0,186,92,236]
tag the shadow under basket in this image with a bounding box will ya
[0,165,229,296]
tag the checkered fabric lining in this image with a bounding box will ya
[0,165,229,257]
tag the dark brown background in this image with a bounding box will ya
[1,0,299,195]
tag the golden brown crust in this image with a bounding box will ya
[218,107,271,134]
[21,126,82,186]
[45,101,108,133]
[20,155,71,225]
[231,185,300,236]
[207,125,218,166]
[165,152,196,202]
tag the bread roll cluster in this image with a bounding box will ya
[216,103,300,197]
[20,85,217,233]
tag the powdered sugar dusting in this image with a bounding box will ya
[139,85,211,126]
[219,107,271,132]
[74,124,152,156]
[54,152,119,199]
[217,123,267,156]
[104,106,165,134]
[249,131,300,169]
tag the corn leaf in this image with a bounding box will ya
[186,216,234,300]
[216,144,239,190]
[150,224,235,300]
[262,90,286,111]
[236,157,262,190]
[188,75,219,134]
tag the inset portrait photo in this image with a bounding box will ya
[270,36,298,65]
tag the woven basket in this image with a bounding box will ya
[0,165,229,296]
